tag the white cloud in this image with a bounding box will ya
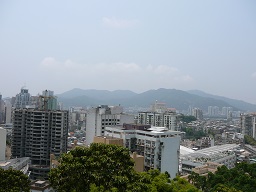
[102,17,138,29]
[251,72,256,79]
[39,57,194,92]
[41,57,59,67]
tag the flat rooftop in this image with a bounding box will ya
[0,157,30,170]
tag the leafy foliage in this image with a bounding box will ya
[0,168,30,192]
[180,115,197,123]
[188,163,256,192]
[244,135,256,146]
[49,143,198,192]
[182,127,207,140]
[49,143,148,192]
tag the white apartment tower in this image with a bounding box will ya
[138,101,177,131]
[11,108,69,180]
[138,112,177,131]
[86,105,134,145]
[105,124,181,178]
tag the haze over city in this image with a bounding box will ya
[1,0,256,103]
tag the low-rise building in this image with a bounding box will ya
[181,144,239,174]
[0,157,30,175]
[30,180,53,192]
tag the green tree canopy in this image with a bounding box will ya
[0,168,30,192]
[49,143,199,192]
[49,143,148,192]
[179,115,197,123]
[244,135,256,146]
[189,163,256,192]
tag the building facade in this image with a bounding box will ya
[192,108,203,120]
[86,105,134,145]
[14,88,31,109]
[11,109,69,180]
[138,111,177,131]
[0,127,6,161]
[240,113,256,139]
[104,124,181,178]
[181,144,239,174]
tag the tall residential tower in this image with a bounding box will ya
[12,92,69,180]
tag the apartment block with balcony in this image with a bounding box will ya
[104,124,181,178]
[86,105,134,145]
[11,109,69,180]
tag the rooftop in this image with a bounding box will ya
[181,144,239,162]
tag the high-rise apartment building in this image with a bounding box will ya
[4,101,12,124]
[38,90,58,110]
[192,108,203,120]
[12,108,69,180]
[14,88,31,109]
[138,111,177,131]
[0,127,6,161]
[0,94,4,123]
[138,101,177,131]
[208,106,220,117]
[86,105,134,145]
[241,113,256,139]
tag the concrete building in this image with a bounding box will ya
[104,124,181,178]
[192,108,203,120]
[0,127,6,161]
[240,113,256,139]
[38,90,58,110]
[131,152,144,172]
[14,88,31,109]
[181,144,239,174]
[4,100,12,124]
[0,157,30,175]
[0,94,5,123]
[94,136,123,146]
[138,101,177,131]
[150,100,168,113]
[30,180,53,192]
[11,108,69,180]
[138,111,177,131]
[86,105,134,145]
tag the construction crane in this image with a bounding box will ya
[39,90,55,110]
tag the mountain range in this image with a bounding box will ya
[57,88,256,112]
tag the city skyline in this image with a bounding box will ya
[1,1,256,103]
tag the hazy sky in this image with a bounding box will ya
[1,0,256,103]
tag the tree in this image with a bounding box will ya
[180,115,197,123]
[210,184,242,192]
[49,143,148,192]
[171,177,200,192]
[138,170,199,192]
[189,163,256,192]
[0,168,30,192]
[244,135,256,146]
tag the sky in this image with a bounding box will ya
[1,0,256,104]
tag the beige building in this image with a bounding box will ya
[94,136,123,146]
[131,152,144,172]
[192,162,221,176]
[181,162,221,180]
[93,136,144,172]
